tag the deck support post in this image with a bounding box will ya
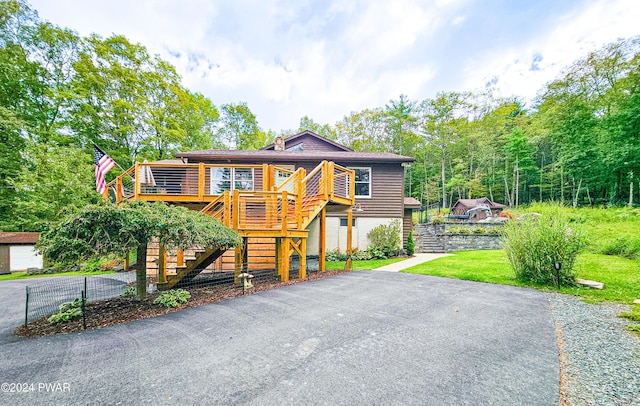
[319,207,326,272]
[277,237,290,282]
[298,238,307,279]
[234,241,244,285]
[346,209,353,271]
[158,245,167,284]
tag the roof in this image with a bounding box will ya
[261,130,353,152]
[0,232,39,244]
[404,197,421,209]
[175,149,415,164]
[452,198,506,209]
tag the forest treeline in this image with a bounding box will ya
[1,0,639,232]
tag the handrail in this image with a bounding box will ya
[274,167,304,193]
[301,160,326,185]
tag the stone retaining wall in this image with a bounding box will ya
[414,223,503,252]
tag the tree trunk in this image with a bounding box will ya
[572,178,582,208]
[136,242,148,300]
[629,170,634,207]
[441,149,447,208]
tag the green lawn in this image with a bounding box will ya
[402,250,640,304]
[0,270,117,281]
[402,249,640,331]
[326,257,406,271]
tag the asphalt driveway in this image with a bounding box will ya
[0,271,559,405]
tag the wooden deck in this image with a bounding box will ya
[107,161,355,289]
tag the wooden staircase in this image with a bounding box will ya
[136,160,354,290]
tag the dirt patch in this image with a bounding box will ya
[16,270,349,339]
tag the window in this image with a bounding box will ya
[350,167,371,198]
[340,218,356,227]
[210,168,254,194]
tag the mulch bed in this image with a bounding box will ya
[15,269,349,339]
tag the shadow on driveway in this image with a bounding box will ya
[0,271,559,405]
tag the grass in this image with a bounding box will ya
[0,270,116,281]
[326,257,406,271]
[403,250,640,304]
[403,249,640,333]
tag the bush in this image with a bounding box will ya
[154,289,191,308]
[49,298,83,324]
[351,249,373,261]
[445,226,471,234]
[502,203,584,287]
[406,231,415,256]
[430,215,445,224]
[325,249,348,261]
[600,237,640,259]
[368,220,402,258]
[367,246,388,259]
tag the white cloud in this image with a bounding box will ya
[460,0,640,104]
[28,0,640,131]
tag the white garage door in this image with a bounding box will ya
[10,245,42,271]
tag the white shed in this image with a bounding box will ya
[0,232,42,274]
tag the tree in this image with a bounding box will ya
[418,92,470,208]
[216,102,265,150]
[335,108,388,151]
[8,141,98,231]
[384,94,419,156]
[37,201,241,299]
[298,116,336,140]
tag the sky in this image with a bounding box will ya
[29,0,640,133]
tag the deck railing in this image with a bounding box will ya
[108,160,355,232]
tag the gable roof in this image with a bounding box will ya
[260,130,353,152]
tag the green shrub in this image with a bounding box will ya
[368,220,402,257]
[471,227,486,234]
[154,289,191,308]
[325,249,348,261]
[121,287,136,297]
[368,246,388,259]
[502,203,584,287]
[445,226,471,234]
[48,298,83,324]
[430,216,445,224]
[600,237,640,259]
[406,231,415,256]
[351,249,373,261]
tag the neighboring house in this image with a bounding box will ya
[0,232,42,274]
[449,197,506,221]
[175,130,416,254]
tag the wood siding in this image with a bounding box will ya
[403,208,413,246]
[328,162,405,218]
[283,134,344,152]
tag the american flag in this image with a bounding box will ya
[93,145,116,194]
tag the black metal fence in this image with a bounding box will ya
[23,261,319,327]
[24,273,135,325]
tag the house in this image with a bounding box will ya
[449,197,506,221]
[107,130,415,288]
[0,232,42,274]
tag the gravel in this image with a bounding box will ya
[547,293,640,405]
